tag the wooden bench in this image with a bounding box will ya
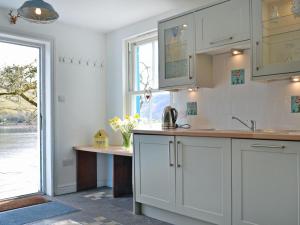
[73,146,132,197]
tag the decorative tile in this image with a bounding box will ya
[187,102,197,116]
[52,220,82,225]
[291,96,300,113]
[84,191,113,200]
[231,69,245,85]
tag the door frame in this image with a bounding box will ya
[0,29,55,196]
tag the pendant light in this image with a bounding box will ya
[17,0,59,24]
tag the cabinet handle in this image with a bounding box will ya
[169,141,174,167]
[176,141,181,168]
[188,55,193,80]
[251,144,286,149]
[209,36,233,45]
[256,41,260,71]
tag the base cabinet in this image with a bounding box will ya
[175,137,231,225]
[135,136,300,225]
[134,135,176,211]
[134,135,231,225]
[232,139,300,225]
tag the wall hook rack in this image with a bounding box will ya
[58,56,104,69]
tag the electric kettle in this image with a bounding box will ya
[162,106,178,129]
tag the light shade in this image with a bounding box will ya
[17,0,59,24]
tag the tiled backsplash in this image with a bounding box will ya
[173,50,300,130]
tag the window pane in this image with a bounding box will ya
[132,92,170,124]
[134,40,159,91]
[129,34,169,124]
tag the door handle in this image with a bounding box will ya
[169,141,174,167]
[256,41,260,71]
[251,144,285,149]
[209,36,233,45]
[188,55,193,80]
[176,141,181,168]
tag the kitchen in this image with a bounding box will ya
[0,0,299,225]
[130,0,300,225]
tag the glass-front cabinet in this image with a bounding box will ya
[252,0,300,78]
[158,14,195,89]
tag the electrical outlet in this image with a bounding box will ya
[62,159,74,167]
[58,95,65,103]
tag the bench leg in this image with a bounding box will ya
[76,151,97,191]
[113,155,132,197]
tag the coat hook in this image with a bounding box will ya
[69,57,74,64]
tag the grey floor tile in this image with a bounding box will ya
[27,188,171,225]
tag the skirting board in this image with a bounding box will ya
[97,179,113,188]
[55,179,113,196]
[55,183,76,195]
[142,205,214,225]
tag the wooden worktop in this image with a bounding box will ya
[73,146,133,157]
[133,127,300,141]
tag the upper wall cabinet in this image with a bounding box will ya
[252,0,300,79]
[158,0,251,90]
[195,0,250,53]
[158,14,196,89]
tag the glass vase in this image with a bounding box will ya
[121,132,132,149]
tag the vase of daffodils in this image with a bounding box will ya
[109,114,139,149]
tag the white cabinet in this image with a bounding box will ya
[195,0,250,52]
[175,137,231,225]
[158,14,196,89]
[158,0,251,90]
[135,135,300,225]
[134,134,231,225]
[232,139,300,225]
[134,135,176,211]
[252,0,300,79]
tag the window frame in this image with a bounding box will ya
[125,31,170,121]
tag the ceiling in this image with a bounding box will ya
[0,0,214,33]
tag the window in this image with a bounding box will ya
[127,32,170,124]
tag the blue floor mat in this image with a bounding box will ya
[0,201,79,225]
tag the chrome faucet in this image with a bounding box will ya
[232,116,256,132]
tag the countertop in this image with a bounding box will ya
[73,145,133,157]
[133,127,300,141]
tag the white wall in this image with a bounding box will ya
[0,7,106,195]
[174,50,300,130]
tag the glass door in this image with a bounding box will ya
[253,0,300,77]
[159,14,195,89]
[0,40,42,200]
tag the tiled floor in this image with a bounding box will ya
[28,188,171,225]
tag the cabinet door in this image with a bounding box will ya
[195,0,250,52]
[134,135,176,211]
[175,137,231,225]
[232,139,300,225]
[252,0,300,78]
[158,14,195,89]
